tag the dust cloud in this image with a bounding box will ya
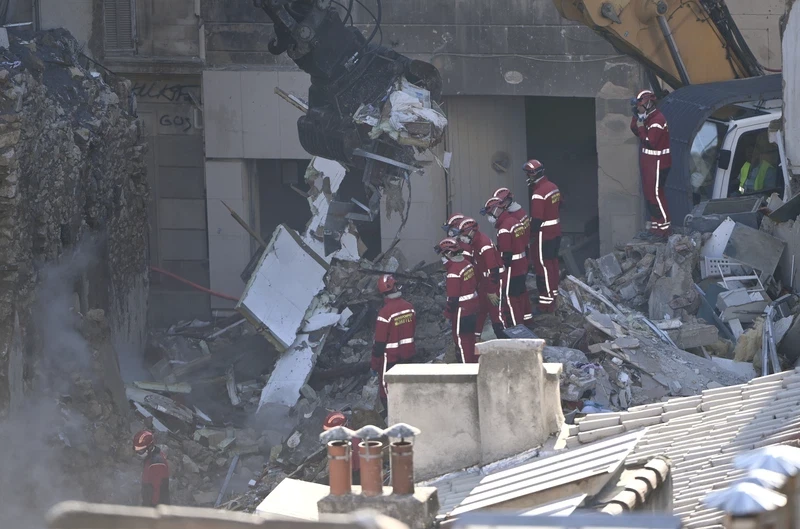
[0,243,138,528]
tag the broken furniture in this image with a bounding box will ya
[684,196,764,233]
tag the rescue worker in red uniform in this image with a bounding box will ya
[630,89,672,238]
[494,187,531,264]
[484,197,532,327]
[436,238,480,363]
[525,160,562,313]
[442,213,473,263]
[134,430,170,507]
[323,412,361,484]
[457,217,506,340]
[371,274,416,408]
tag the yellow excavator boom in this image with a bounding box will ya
[553,0,764,88]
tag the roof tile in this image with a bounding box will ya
[623,416,662,431]
[577,424,625,444]
[662,407,701,422]
[578,415,621,432]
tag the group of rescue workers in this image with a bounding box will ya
[130,88,675,508]
[368,88,677,408]
[367,157,564,407]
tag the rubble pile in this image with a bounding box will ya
[0,27,149,413]
[555,197,800,418]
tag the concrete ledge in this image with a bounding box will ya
[385,364,479,384]
[318,487,439,529]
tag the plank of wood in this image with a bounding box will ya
[133,381,192,394]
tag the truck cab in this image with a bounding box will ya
[689,100,790,205]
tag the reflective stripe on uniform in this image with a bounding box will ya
[648,123,664,130]
[386,338,415,349]
[654,159,668,228]
[511,253,526,261]
[483,266,506,277]
[642,148,670,156]
[455,307,464,363]
[479,245,493,255]
[459,292,478,302]
[541,219,559,227]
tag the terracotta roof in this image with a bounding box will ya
[431,430,645,519]
[565,367,800,529]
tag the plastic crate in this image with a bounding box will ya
[701,257,733,279]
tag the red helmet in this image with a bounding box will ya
[377,274,396,294]
[523,159,545,185]
[633,90,657,111]
[442,213,465,237]
[458,217,478,237]
[435,238,462,257]
[493,187,513,206]
[481,197,505,218]
[323,411,348,431]
[133,430,154,452]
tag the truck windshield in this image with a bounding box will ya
[690,120,728,202]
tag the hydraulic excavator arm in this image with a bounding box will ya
[553,0,764,88]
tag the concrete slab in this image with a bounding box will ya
[255,478,329,520]
[237,225,329,351]
[598,253,623,283]
[711,357,757,382]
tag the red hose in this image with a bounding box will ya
[150,266,240,302]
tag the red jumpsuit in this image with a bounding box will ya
[371,295,416,401]
[458,240,475,264]
[530,176,562,313]
[495,211,532,327]
[142,448,170,507]
[469,230,505,337]
[631,109,672,236]
[444,259,480,363]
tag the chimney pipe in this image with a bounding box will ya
[390,440,414,495]
[359,440,384,497]
[326,440,352,496]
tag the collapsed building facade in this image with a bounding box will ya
[0,27,148,414]
[14,0,782,325]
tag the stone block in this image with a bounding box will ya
[667,323,719,350]
[318,487,439,529]
[598,253,623,283]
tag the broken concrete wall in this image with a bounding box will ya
[596,81,647,254]
[0,28,149,413]
[784,0,800,178]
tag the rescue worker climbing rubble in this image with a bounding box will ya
[133,429,170,507]
[457,217,506,340]
[630,89,672,239]
[436,238,480,363]
[371,274,416,408]
[483,197,532,327]
[525,159,562,313]
[442,213,473,262]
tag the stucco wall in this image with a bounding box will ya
[784,0,800,174]
[386,340,563,480]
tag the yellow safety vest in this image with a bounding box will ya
[739,161,773,193]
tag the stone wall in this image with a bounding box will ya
[0,28,149,413]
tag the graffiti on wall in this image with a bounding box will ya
[132,81,201,104]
